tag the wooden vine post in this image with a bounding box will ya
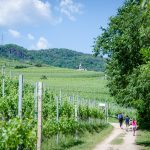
[107,103,109,123]
[75,96,78,140]
[10,70,12,79]
[59,89,62,107]
[104,101,108,123]
[34,82,38,119]
[2,65,5,97]
[18,74,23,119]
[17,74,24,150]
[56,96,59,144]
[37,82,43,150]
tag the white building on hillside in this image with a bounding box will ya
[77,63,87,71]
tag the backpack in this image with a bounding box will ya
[118,114,123,119]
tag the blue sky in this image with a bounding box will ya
[0,0,124,54]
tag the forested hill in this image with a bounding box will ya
[0,44,105,71]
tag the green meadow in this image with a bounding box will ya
[0,58,111,101]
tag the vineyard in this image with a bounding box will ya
[0,65,136,150]
[0,0,149,149]
[0,58,109,100]
[0,76,106,149]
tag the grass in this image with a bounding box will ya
[42,135,84,150]
[0,58,137,118]
[41,124,113,150]
[108,117,118,123]
[0,58,138,149]
[136,130,150,150]
[0,58,111,101]
[68,124,113,150]
[110,133,124,145]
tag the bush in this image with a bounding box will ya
[40,75,47,80]
[14,65,27,69]
[35,63,42,67]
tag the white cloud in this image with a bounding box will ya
[60,0,83,21]
[36,37,49,49]
[0,0,83,27]
[0,0,57,26]
[27,33,34,40]
[8,29,21,38]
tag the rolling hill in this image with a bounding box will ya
[0,44,105,71]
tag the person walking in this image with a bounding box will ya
[131,118,137,136]
[118,113,123,129]
[125,115,130,131]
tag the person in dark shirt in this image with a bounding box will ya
[125,115,130,131]
[118,113,123,129]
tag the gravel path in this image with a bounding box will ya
[93,123,142,150]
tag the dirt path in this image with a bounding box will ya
[93,123,142,150]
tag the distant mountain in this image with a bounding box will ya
[0,44,105,71]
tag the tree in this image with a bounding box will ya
[93,0,149,102]
[125,63,150,128]
[93,0,150,128]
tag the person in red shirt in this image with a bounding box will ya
[131,118,137,136]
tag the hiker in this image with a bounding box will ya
[118,113,123,129]
[125,115,130,131]
[131,118,137,136]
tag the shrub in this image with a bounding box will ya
[35,63,42,67]
[14,65,27,69]
[40,75,47,80]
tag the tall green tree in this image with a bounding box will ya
[93,0,150,128]
[94,0,149,102]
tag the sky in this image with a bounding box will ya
[0,0,124,54]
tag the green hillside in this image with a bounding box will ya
[0,44,105,71]
[0,58,109,100]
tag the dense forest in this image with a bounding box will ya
[0,44,105,71]
[94,0,150,128]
